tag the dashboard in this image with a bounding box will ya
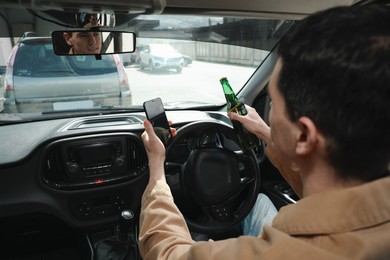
[0,110,231,229]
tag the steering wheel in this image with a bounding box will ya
[165,120,262,234]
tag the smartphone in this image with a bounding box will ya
[143,97,171,146]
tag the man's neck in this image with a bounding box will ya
[299,158,363,197]
[301,169,363,197]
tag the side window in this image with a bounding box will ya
[253,85,270,125]
[13,44,35,76]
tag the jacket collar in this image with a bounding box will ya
[272,177,390,235]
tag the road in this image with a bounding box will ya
[124,60,257,106]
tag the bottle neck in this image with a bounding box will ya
[220,78,242,111]
[221,80,234,95]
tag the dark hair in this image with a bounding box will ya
[76,13,99,28]
[52,31,71,54]
[277,5,390,181]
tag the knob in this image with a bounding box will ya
[67,162,79,173]
[117,209,135,241]
[114,156,125,167]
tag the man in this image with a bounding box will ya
[139,4,390,259]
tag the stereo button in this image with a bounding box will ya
[114,156,125,167]
[67,162,80,173]
[77,202,91,217]
[94,205,111,216]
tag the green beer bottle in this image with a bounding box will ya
[220,77,259,152]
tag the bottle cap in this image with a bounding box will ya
[220,77,228,83]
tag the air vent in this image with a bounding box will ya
[127,138,148,175]
[42,145,68,188]
[63,116,144,130]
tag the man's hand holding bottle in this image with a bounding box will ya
[228,105,271,146]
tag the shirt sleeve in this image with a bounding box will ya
[139,180,195,260]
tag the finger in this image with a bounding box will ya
[170,127,177,138]
[167,120,177,137]
[144,119,157,135]
[142,120,154,141]
[141,122,149,142]
[144,119,152,130]
[228,111,239,120]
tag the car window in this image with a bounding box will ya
[14,42,72,77]
[64,55,117,75]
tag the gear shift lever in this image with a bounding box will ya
[94,209,139,260]
[117,210,135,242]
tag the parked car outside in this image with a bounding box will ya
[3,36,132,113]
[131,45,144,64]
[182,54,192,66]
[120,45,144,67]
[0,47,7,112]
[120,53,132,67]
[0,72,4,112]
[139,43,184,73]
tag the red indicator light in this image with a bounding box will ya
[94,179,105,184]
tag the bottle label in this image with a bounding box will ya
[229,103,247,115]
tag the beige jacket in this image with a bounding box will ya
[139,177,390,259]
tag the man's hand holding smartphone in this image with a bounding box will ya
[143,97,174,146]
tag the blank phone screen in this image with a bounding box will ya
[144,98,171,146]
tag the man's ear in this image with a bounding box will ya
[295,116,320,155]
[63,33,72,45]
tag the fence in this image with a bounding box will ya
[169,41,269,67]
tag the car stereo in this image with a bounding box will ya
[43,134,148,189]
[66,141,124,176]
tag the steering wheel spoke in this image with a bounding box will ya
[164,161,185,198]
[206,196,237,223]
[236,152,257,185]
[165,161,183,172]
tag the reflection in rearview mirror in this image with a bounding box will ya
[51,30,136,55]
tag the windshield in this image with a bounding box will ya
[0,10,292,121]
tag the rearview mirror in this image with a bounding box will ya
[52,30,136,55]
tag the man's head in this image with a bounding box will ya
[63,31,102,54]
[273,5,390,182]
